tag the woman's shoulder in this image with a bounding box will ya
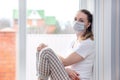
[81,38,95,46]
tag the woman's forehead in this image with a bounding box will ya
[75,12,87,19]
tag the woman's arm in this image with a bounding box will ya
[37,43,84,67]
[58,52,84,66]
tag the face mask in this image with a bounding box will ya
[73,21,85,32]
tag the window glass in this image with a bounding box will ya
[27,0,79,34]
[26,0,95,80]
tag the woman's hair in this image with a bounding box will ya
[80,9,94,40]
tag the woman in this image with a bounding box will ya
[36,9,95,80]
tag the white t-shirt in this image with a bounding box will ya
[69,38,95,80]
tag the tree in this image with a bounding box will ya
[0,19,11,29]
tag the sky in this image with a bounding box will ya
[0,0,79,22]
[0,0,18,18]
[27,0,79,21]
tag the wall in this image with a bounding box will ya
[111,0,120,80]
[94,0,120,80]
[94,0,112,79]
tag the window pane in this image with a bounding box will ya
[0,0,18,80]
[26,0,95,80]
[26,0,79,80]
[26,0,79,34]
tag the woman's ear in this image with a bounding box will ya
[86,23,91,28]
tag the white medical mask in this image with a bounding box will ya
[73,21,85,32]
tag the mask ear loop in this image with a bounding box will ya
[83,22,91,33]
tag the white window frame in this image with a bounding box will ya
[17,0,26,80]
[18,0,119,80]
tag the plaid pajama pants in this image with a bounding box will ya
[36,47,71,80]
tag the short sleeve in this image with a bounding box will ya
[74,41,94,58]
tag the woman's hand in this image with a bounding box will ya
[37,43,47,52]
[65,68,80,80]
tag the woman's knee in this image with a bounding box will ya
[40,47,53,53]
[39,47,54,58]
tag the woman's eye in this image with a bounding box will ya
[74,17,77,21]
[79,20,84,22]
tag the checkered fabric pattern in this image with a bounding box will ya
[36,48,71,80]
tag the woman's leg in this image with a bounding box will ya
[36,48,71,80]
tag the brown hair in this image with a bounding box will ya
[80,9,94,40]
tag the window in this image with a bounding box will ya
[26,0,80,80]
[26,0,96,80]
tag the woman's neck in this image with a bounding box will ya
[76,35,82,43]
[76,32,84,41]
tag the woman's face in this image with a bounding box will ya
[74,11,90,28]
